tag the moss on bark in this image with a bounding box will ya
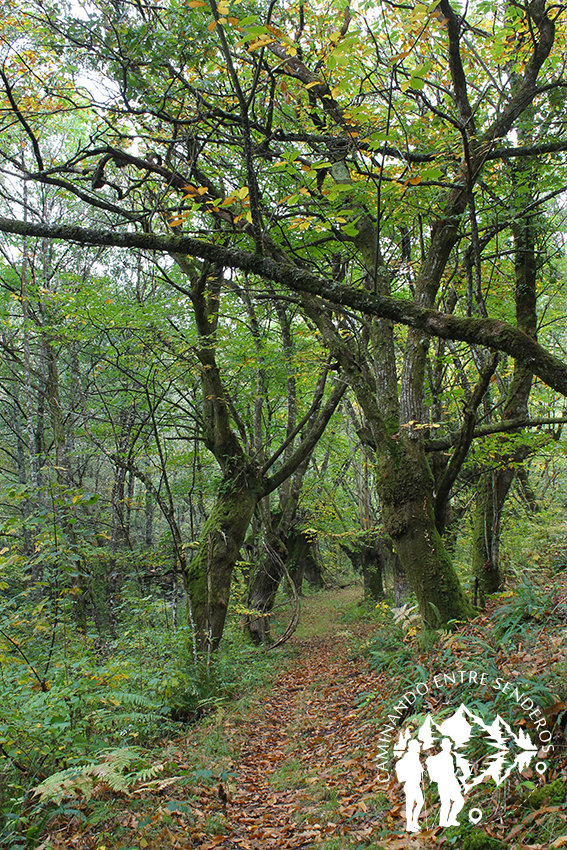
[183,476,261,651]
[378,444,474,628]
[472,473,504,604]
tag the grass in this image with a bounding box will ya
[292,585,362,638]
[268,757,310,791]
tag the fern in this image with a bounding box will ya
[87,689,175,735]
[34,746,164,804]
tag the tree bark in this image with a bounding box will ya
[471,121,539,598]
[378,440,474,627]
[246,525,288,645]
[184,472,263,652]
[472,471,504,604]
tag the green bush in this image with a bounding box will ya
[0,580,280,846]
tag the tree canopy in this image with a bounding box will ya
[2,0,567,638]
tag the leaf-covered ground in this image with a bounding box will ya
[41,585,567,850]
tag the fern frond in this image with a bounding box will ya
[34,765,96,804]
[33,746,165,804]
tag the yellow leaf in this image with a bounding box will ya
[245,211,253,223]
[140,840,148,849]
[285,45,297,56]
[207,20,217,31]
[228,16,239,24]
[188,0,206,5]
[169,217,185,227]
[182,184,198,194]
[248,36,275,51]
[329,30,341,43]
[305,81,321,90]
[197,186,208,195]
[408,176,422,185]
[218,16,227,23]
[238,186,249,199]
[220,195,236,206]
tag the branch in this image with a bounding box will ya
[2,216,567,395]
[261,362,330,474]
[486,139,567,160]
[426,415,567,452]
[483,4,555,142]
[0,628,48,691]
[0,71,44,172]
[439,0,476,133]
[434,352,499,533]
[263,379,346,494]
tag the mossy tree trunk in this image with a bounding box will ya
[246,524,287,645]
[341,534,385,601]
[287,528,322,592]
[471,131,539,601]
[185,471,263,651]
[378,442,474,627]
[175,258,345,651]
[304,188,477,629]
[472,471,504,604]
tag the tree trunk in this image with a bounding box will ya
[472,471,504,604]
[361,542,385,601]
[247,531,287,645]
[183,474,261,652]
[517,467,538,513]
[287,528,322,592]
[341,535,385,601]
[391,547,411,607]
[379,443,474,628]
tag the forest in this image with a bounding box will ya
[1,0,567,847]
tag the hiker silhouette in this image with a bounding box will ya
[395,738,424,832]
[426,737,465,827]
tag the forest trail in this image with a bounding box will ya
[42,582,567,849]
[192,588,395,850]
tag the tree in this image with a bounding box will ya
[2,0,567,631]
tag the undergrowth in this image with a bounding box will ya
[0,582,283,848]
[362,558,567,850]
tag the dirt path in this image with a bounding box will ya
[42,583,567,848]
[194,590,393,850]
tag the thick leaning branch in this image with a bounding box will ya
[426,415,567,452]
[2,215,567,395]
